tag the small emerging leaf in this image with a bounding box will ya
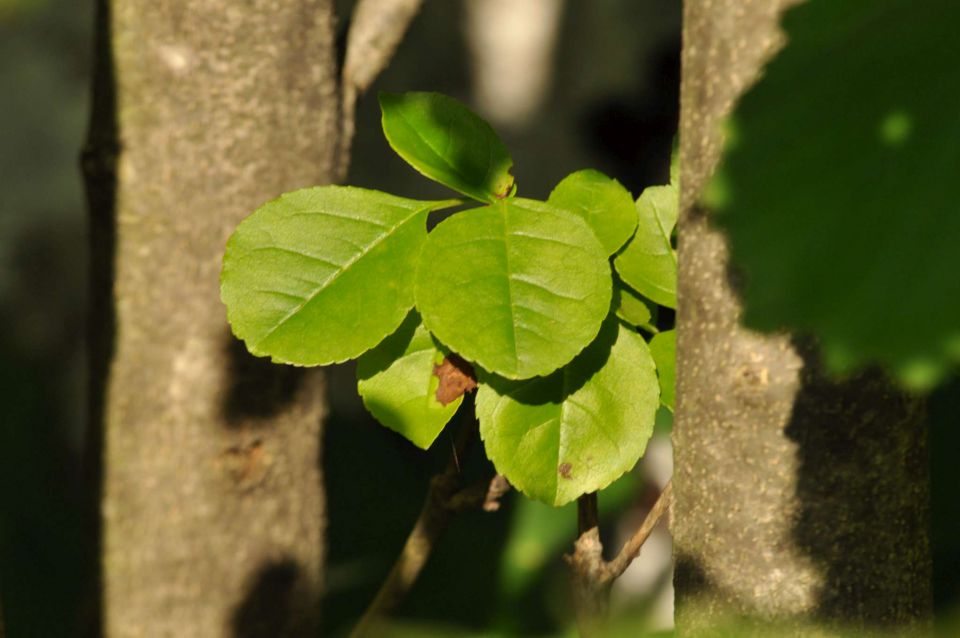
[649,329,676,411]
[380,91,514,202]
[547,169,638,255]
[356,312,462,449]
[415,198,612,380]
[221,186,454,365]
[614,184,678,309]
[477,320,659,506]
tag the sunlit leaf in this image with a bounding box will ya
[614,280,655,329]
[356,312,461,449]
[477,320,659,506]
[614,184,678,309]
[380,91,514,202]
[221,186,455,365]
[649,329,676,411]
[415,198,612,380]
[547,169,637,255]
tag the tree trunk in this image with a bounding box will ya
[84,1,340,635]
[673,0,931,633]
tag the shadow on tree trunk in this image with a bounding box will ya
[786,339,931,625]
[231,558,321,638]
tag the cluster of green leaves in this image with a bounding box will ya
[221,92,676,506]
[711,0,960,390]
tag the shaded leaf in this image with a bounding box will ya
[649,329,676,411]
[614,280,655,329]
[714,0,960,388]
[614,184,678,308]
[221,186,454,365]
[547,169,637,255]
[477,320,659,506]
[356,312,461,449]
[380,91,514,202]
[415,198,612,379]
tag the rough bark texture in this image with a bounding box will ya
[85,1,340,635]
[674,1,931,633]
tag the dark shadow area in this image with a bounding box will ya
[582,41,681,193]
[928,376,960,611]
[78,0,118,634]
[222,334,307,427]
[785,338,931,624]
[321,381,513,636]
[231,558,320,638]
[321,380,438,636]
[673,553,711,599]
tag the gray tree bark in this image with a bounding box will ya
[84,1,340,635]
[673,1,931,634]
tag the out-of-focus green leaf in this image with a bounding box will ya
[547,169,637,255]
[714,0,960,389]
[221,186,456,365]
[356,313,461,449]
[380,91,514,202]
[415,198,612,380]
[477,320,659,506]
[614,184,677,309]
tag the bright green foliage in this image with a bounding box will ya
[222,92,675,506]
[221,186,456,365]
[547,169,637,255]
[614,281,655,329]
[614,184,678,309]
[713,0,960,389]
[356,312,461,449]
[649,330,676,411]
[380,91,515,202]
[415,198,612,380]
[477,320,659,506]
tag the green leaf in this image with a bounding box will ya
[547,169,638,255]
[356,312,461,449]
[714,0,960,389]
[477,320,659,506]
[221,186,455,366]
[649,329,676,411]
[380,91,515,202]
[613,184,678,309]
[415,198,612,380]
[614,281,656,329]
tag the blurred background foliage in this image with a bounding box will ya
[0,0,956,636]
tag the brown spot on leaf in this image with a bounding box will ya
[433,355,478,406]
[558,462,573,479]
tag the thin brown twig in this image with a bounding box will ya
[569,493,609,637]
[565,480,674,636]
[605,480,673,581]
[349,420,510,638]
